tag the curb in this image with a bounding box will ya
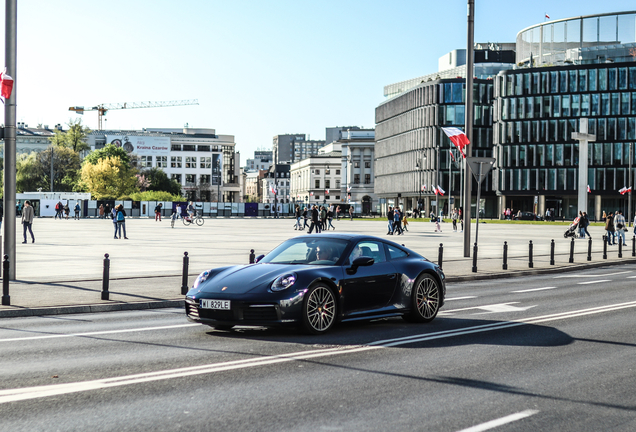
[0,299,184,318]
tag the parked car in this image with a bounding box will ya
[185,234,446,334]
[514,211,542,221]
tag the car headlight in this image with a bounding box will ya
[193,270,211,289]
[271,273,297,292]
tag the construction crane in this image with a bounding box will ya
[69,99,199,130]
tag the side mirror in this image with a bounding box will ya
[347,256,374,274]
[255,254,265,263]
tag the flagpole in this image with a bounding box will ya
[463,0,475,257]
[448,149,452,214]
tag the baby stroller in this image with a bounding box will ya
[564,217,579,238]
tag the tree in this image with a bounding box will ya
[143,167,182,196]
[48,118,90,153]
[37,146,81,192]
[16,152,44,192]
[83,143,131,167]
[79,156,138,199]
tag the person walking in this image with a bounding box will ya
[308,205,321,234]
[614,210,626,246]
[155,203,163,221]
[115,204,128,239]
[387,206,394,235]
[335,205,341,221]
[21,200,35,244]
[320,205,327,231]
[54,201,62,220]
[581,211,592,239]
[402,211,409,232]
[99,204,105,219]
[349,206,354,221]
[63,203,70,220]
[327,207,335,230]
[605,212,615,245]
[451,209,458,232]
[294,205,302,230]
[74,202,81,220]
[393,207,403,235]
[459,208,463,232]
[302,207,310,229]
[105,203,111,220]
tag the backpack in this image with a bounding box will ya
[116,211,124,221]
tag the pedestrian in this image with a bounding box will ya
[349,206,354,221]
[387,206,394,235]
[393,207,403,235]
[155,203,163,221]
[308,205,321,234]
[63,203,70,220]
[320,206,327,230]
[327,207,335,230]
[16,200,22,217]
[294,205,302,230]
[336,205,341,221]
[451,209,458,232]
[111,206,118,238]
[581,212,592,239]
[105,203,111,220]
[402,212,409,232]
[187,201,195,220]
[74,202,81,220]
[99,204,104,219]
[115,204,128,239]
[576,211,585,238]
[21,200,35,243]
[459,208,463,232]
[302,207,310,229]
[605,212,615,245]
[614,210,626,246]
[54,201,62,220]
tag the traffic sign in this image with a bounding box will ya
[466,157,495,184]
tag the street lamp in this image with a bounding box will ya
[416,152,426,214]
[343,154,351,204]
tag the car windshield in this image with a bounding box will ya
[260,238,349,265]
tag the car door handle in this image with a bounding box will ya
[388,274,396,280]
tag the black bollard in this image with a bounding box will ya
[2,255,10,306]
[502,241,508,270]
[619,239,623,258]
[529,240,534,268]
[181,252,190,295]
[101,253,110,301]
[438,243,443,269]
[633,236,636,257]
[569,237,575,263]
[249,249,255,264]
[603,235,607,259]
[587,237,592,261]
[472,243,478,273]
[550,239,555,265]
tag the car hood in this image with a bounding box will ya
[198,263,317,295]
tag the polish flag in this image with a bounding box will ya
[310,191,314,196]
[270,185,277,194]
[325,189,330,195]
[421,184,426,192]
[449,149,456,162]
[619,186,631,195]
[545,13,550,19]
[437,185,445,196]
[441,127,468,158]
[347,186,351,192]
[433,186,439,195]
[1,68,14,102]
[587,185,591,193]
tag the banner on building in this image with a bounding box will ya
[106,135,170,156]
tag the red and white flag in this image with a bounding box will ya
[347,186,351,192]
[449,149,456,162]
[310,191,314,196]
[1,68,14,102]
[433,186,438,195]
[421,184,426,192]
[587,185,591,193]
[619,186,631,195]
[437,185,445,196]
[270,184,277,194]
[325,189,330,195]
[545,13,550,19]
[441,127,468,158]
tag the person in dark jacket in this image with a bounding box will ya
[21,200,35,243]
[387,206,394,235]
[302,207,310,229]
[308,205,321,234]
[580,211,591,239]
[605,212,615,245]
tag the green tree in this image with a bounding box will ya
[37,146,81,192]
[143,167,182,196]
[16,152,44,192]
[83,143,131,167]
[129,190,185,202]
[49,118,90,153]
[79,156,138,199]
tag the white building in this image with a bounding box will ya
[339,129,378,215]
[290,145,342,207]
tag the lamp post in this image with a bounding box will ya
[416,151,426,213]
[629,142,633,227]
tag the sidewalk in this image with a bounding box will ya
[1,217,634,318]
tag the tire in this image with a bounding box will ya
[183,218,191,226]
[209,324,233,331]
[404,273,441,323]
[302,284,337,334]
[195,217,204,226]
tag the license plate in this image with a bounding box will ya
[200,299,231,310]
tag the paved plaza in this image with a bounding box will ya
[1,216,634,316]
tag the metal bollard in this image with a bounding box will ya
[181,252,190,295]
[569,237,575,263]
[2,255,10,306]
[619,240,623,258]
[472,243,478,273]
[529,240,534,268]
[249,249,255,264]
[602,235,607,259]
[633,236,636,257]
[587,237,592,261]
[438,243,443,269]
[101,253,110,301]
[502,241,508,270]
[550,239,555,265]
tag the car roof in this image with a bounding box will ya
[293,232,416,253]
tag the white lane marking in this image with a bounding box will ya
[577,280,611,285]
[446,296,478,301]
[439,302,535,315]
[3,301,636,404]
[512,286,557,293]
[627,276,636,279]
[554,270,632,278]
[0,324,199,343]
[456,410,539,432]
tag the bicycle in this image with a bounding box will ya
[182,211,204,226]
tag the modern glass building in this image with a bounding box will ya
[494,11,636,221]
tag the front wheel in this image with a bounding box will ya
[195,217,204,226]
[183,217,191,226]
[404,273,440,323]
[302,285,337,334]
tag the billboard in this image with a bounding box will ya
[105,135,170,156]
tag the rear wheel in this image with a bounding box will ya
[183,217,191,226]
[195,217,204,226]
[302,285,336,334]
[404,273,440,323]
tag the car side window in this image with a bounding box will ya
[386,244,408,261]
[348,241,386,264]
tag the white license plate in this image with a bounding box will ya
[200,299,231,310]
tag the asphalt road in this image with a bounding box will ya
[1,264,636,431]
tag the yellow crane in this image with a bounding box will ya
[69,99,199,130]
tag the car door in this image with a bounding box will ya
[342,240,398,314]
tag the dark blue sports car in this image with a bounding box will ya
[185,233,445,334]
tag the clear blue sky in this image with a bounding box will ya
[1,1,635,160]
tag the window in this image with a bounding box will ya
[315,195,320,200]
[325,180,331,188]
[183,144,195,151]
[315,179,320,188]
[185,174,196,185]
[171,156,182,168]
[185,156,196,168]
[336,169,340,175]
[364,161,371,168]
[171,144,181,151]
[198,145,210,152]
[200,157,211,168]
[354,161,360,168]
[140,155,152,168]
[348,241,386,264]
[156,156,167,168]
[364,174,371,184]
[354,174,360,184]
[200,174,211,184]
[315,169,320,175]
[386,244,408,260]
[172,173,182,183]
